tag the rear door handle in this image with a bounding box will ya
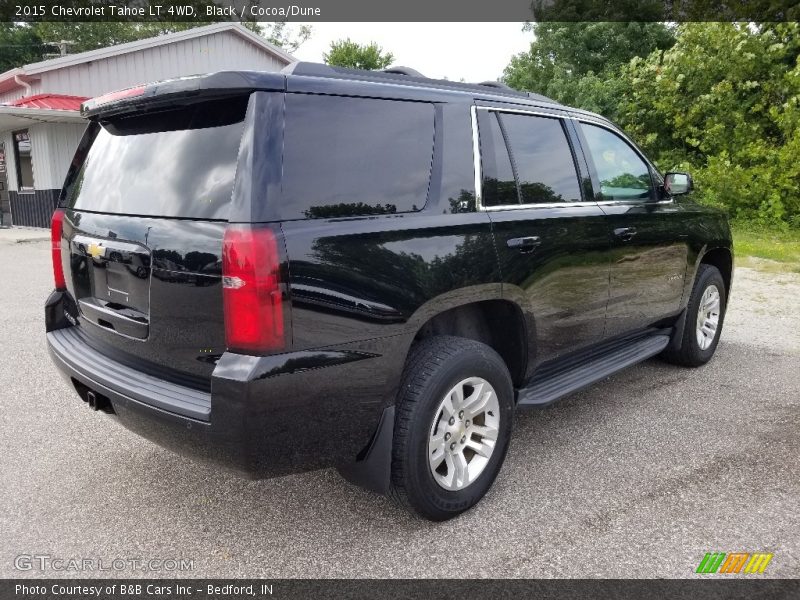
[614,227,638,242]
[507,236,541,253]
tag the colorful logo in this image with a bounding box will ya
[696,552,773,574]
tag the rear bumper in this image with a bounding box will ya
[46,321,401,480]
[48,327,211,421]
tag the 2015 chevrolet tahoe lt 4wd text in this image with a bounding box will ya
[45,63,733,521]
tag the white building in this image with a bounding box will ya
[0,23,294,227]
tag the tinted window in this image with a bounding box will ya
[440,105,480,214]
[280,94,434,219]
[500,113,582,204]
[65,98,247,219]
[478,111,518,207]
[580,123,652,201]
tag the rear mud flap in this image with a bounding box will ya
[337,406,395,495]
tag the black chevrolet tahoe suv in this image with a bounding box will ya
[46,62,732,521]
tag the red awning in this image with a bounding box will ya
[8,94,88,111]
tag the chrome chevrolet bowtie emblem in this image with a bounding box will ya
[87,242,104,259]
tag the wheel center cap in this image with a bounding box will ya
[452,423,466,442]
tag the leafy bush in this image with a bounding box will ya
[505,23,800,228]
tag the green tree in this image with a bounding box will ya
[504,21,800,228]
[0,23,43,72]
[31,22,200,55]
[503,21,675,109]
[614,23,800,227]
[260,22,312,54]
[323,39,394,70]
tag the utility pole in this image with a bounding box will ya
[42,40,76,58]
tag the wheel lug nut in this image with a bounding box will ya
[444,432,451,441]
[460,436,466,444]
[458,411,464,419]
[450,442,456,451]
[465,420,471,427]
[448,417,455,426]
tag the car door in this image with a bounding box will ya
[474,105,611,369]
[573,119,689,338]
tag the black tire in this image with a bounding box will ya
[389,335,514,521]
[662,264,727,367]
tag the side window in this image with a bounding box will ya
[478,111,582,207]
[580,123,653,201]
[281,94,434,220]
[477,111,518,207]
[499,113,582,204]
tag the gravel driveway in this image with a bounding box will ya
[1,228,798,578]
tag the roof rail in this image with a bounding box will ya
[281,62,560,105]
[381,66,425,77]
[281,62,337,76]
[527,91,557,102]
[471,80,556,103]
[477,81,515,91]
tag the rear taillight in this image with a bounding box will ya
[51,208,66,290]
[222,225,285,354]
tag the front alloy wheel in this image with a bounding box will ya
[661,263,727,367]
[695,284,721,350]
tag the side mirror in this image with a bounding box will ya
[664,171,693,196]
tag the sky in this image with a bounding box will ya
[290,23,532,83]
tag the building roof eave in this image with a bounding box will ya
[0,71,38,96]
[0,107,86,132]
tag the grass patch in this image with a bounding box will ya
[737,256,800,274]
[732,225,800,272]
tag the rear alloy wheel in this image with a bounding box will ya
[662,264,726,367]
[428,377,501,491]
[389,336,513,521]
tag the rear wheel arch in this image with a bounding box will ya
[411,299,528,387]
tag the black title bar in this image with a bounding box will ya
[4,0,800,22]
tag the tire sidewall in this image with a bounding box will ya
[401,344,514,519]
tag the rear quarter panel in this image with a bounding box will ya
[256,97,504,462]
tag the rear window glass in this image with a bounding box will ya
[499,113,582,204]
[64,98,247,220]
[279,94,434,220]
[479,111,582,206]
[478,111,518,207]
